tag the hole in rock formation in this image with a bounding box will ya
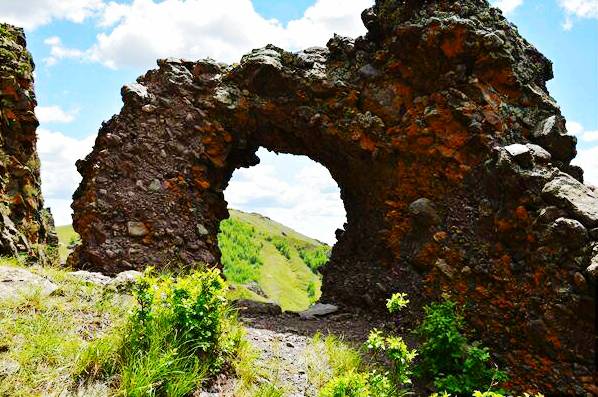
[67,1,597,393]
[219,148,346,311]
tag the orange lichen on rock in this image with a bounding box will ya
[68,1,596,393]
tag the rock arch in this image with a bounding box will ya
[70,0,596,393]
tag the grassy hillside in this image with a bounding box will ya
[56,209,330,312]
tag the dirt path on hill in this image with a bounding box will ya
[199,308,393,397]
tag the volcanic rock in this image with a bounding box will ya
[68,1,597,393]
[0,24,57,261]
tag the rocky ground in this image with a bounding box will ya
[200,302,391,396]
[0,263,390,397]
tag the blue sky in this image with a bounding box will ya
[0,0,596,244]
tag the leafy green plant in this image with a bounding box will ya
[270,236,291,260]
[113,267,240,396]
[366,291,417,393]
[386,292,409,314]
[298,245,330,272]
[366,331,417,387]
[219,218,263,284]
[416,298,507,395]
[319,371,372,397]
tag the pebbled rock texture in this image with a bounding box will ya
[70,1,596,393]
[0,24,57,260]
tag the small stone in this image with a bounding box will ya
[461,266,472,274]
[121,83,150,101]
[299,303,339,320]
[573,272,587,290]
[70,270,111,286]
[435,258,455,279]
[108,270,142,293]
[148,179,161,192]
[0,359,20,376]
[234,299,282,315]
[127,221,149,237]
[141,104,157,113]
[548,218,588,248]
[408,198,441,226]
[196,224,209,236]
[504,143,532,166]
[526,143,551,163]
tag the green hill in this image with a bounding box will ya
[56,209,330,312]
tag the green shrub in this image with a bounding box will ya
[298,245,329,272]
[218,218,263,284]
[416,298,507,395]
[271,236,291,259]
[366,292,417,393]
[319,371,372,397]
[115,268,240,396]
[386,292,409,314]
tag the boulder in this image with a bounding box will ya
[70,270,111,286]
[0,266,57,300]
[542,173,598,227]
[298,303,339,320]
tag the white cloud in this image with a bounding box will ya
[0,0,105,30]
[35,105,78,124]
[568,121,598,186]
[558,0,598,18]
[491,0,524,14]
[558,0,598,29]
[37,128,96,225]
[573,146,598,187]
[225,149,346,244]
[43,36,86,66]
[42,0,372,69]
[567,121,598,142]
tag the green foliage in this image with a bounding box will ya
[298,245,329,272]
[429,392,545,397]
[319,371,371,397]
[218,210,326,312]
[386,292,409,314]
[306,280,318,303]
[366,331,417,387]
[0,258,132,396]
[112,268,240,396]
[365,292,416,393]
[219,218,263,284]
[270,236,291,259]
[416,298,507,395]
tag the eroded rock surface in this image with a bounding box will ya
[0,24,57,260]
[70,0,596,393]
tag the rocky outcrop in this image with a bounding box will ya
[0,24,57,260]
[70,0,596,393]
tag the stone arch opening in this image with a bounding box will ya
[68,0,596,392]
[219,148,346,311]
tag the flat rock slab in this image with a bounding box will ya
[0,266,57,300]
[298,303,338,320]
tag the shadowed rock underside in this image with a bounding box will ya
[69,0,596,393]
[0,24,57,260]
